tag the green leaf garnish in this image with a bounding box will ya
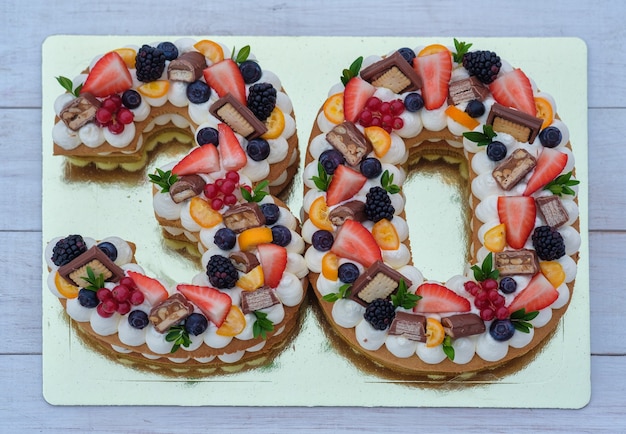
[543,171,579,197]
[442,335,455,361]
[311,162,331,192]
[56,76,82,97]
[322,283,352,303]
[462,124,496,147]
[252,310,274,339]
[510,308,539,333]
[83,266,105,291]
[341,56,364,86]
[148,168,178,193]
[452,39,473,64]
[381,169,400,194]
[390,279,420,309]
[232,45,251,64]
[241,180,269,203]
[470,252,500,282]
[165,325,192,353]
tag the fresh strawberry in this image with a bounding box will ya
[257,243,288,288]
[497,196,536,249]
[126,271,168,306]
[489,69,537,116]
[217,123,247,171]
[413,283,471,313]
[80,52,132,98]
[412,50,452,110]
[523,148,568,196]
[343,77,376,123]
[202,59,246,104]
[330,220,382,268]
[326,164,367,206]
[177,284,232,327]
[171,143,220,176]
[508,273,559,313]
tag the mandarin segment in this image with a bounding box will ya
[189,197,223,228]
[445,105,480,130]
[534,96,554,129]
[425,317,445,348]
[540,261,566,288]
[238,227,273,251]
[484,223,506,252]
[215,305,246,337]
[418,44,450,57]
[372,219,400,250]
[309,196,334,231]
[237,265,265,291]
[113,47,137,69]
[323,93,345,124]
[261,107,285,140]
[193,40,225,64]
[321,252,339,281]
[137,80,170,98]
[364,126,392,157]
[55,271,80,299]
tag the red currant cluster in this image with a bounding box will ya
[464,279,509,321]
[203,170,248,210]
[96,276,145,318]
[95,94,134,135]
[357,96,406,133]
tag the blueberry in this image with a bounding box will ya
[121,89,142,109]
[77,288,99,308]
[128,310,149,329]
[486,141,507,161]
[319,149,345,175]
[196,127,219,146]
[247,138,270,161]
[214,228,237,250]
[261,203,280,225]
[465,100,485,118]
[489,319,515,341]
[403,93,424,112]
[156,41,179,61]
[187,80,212,104]
[338,263,360,284]
[397,47,416,65]
[185,313,209,336]
[360,157,382,179]
[312,230,334,252]
[271,225,292,247]
[97,242,118,262]
[539,126,562,148]
[499,277,517,294]
[239,60,263,84]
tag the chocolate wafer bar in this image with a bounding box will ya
[487,103,544,144]
[447,77,490,105]
[350,261,412,306]
[209,94,267,139]
[360,51,422,94]
[241,286,280,314]
[388,312,427,342]
[536,195,569,228]
[58,245,125,287]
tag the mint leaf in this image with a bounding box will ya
[311,162,331,192]
[83,266,105,291]
[463,124,496,146]
[381,170,400,194]
[232,45,251,64]
[322,283,351,303]
[510,308,539,333]
[56,76,82,97]
[452,39,473,64]
[165,325,192,353]
[544,171,579,197]
[241,180,269,203]
[252,310,274,339]
[390,279,420,309]
[470,252,499,281]
[442,336,455,361]
[148,168,178,193]
[341,56,364,86]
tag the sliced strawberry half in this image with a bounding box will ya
[202,59,246,105]
[217,123,247,171]
[326,164,367,206]
[412,50,452,110]
[343,77,376,123]
[171,143,220,176]
[177,284,232,327]
[126,271,169,306]
[497,196,536,249]
[413,283,471,313]
[80,51,133,98]
[330,219,382,268]
[508,273,559,313]
[489,69,536,116]
[257,243,288,288]
[523,148,568,196]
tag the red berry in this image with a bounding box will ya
[116,301,131,315]
[482,278,498,291]
[496,306,510,320]
[96,288,112,302]
[476,291,488,302]
[487,289,500,302]
[120,276,136,289]
[211,197,224,210]
[392,117,404,130]
[366,96,381,111]
[107,121,124,134]
[223,194,237,206]
[204,183,219,199]
[241,184,252,193]
[129,289,145,306]
[101,298,119,314]
[475,299,489,310]
[96,303,114,318]
[480,308,495,321]
[381,114,393,126]
[359,109,373,127]
[102,98,118,113]
[112,284,131,302]
[370,117,382,127]
[225,171,240,183]
[379,101,391,115]
[493,294,506,307]
[108,94,123,109]
[95,108,113,124]
[390,99,405,115]
[220,179,236,195]
[215,179,225,188]
[117,107,134,124]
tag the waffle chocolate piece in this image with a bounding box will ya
[360,51,422,94]
[487,103,544,144]
[350,261,412,306]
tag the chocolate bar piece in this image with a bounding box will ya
[222,202,266,233]
[240,286,279,314]
[229,251,260,273]
[167,51,206,82]
[59,93,101,131]
[328,200,366,226]
[494,249,539,276]
[326,122,373,166]
[58,246,125,287]
[350,261,412,306]
[149,294,194,333]
[441,313,485,338]
[388,312,427,342]
[360,51,422,94]
[536,196,569,228]
[209,94,267,139]
[169,175,206,203]
[447,76,490,105]
[487,103,544,144]
[492,148,537,190]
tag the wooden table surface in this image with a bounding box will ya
[2,0,625,432]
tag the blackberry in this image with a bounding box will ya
[532,226,566,261]
[364,186,395,222]
[364,298,396,331]
[135,45,166,83]
[51,234,87,266]
[462,50,502,84]
[247,82,276,121]
[206,255,239,289]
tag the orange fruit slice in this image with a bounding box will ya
[237,265,264,291]
[309,196,333,231]
[426,317,445,348]
[55,271,79,299]
[540,261,566,288]
[534,96,554,129]
[364,126,392,158]
[137,80,169,98]
[189,197,223,228]
[261,107,285,140]
[418,44,450,57]
[321,252,339,281]
[484,223,506,252]
[193,40,224,64]
[445,105,480,130]
[238,227,273,251]
[216,305,246,337]
[323,93,344,124]
[113,48,137,69]
[372,219,400,250]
